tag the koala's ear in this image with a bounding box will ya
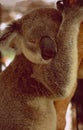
[0,21,22,51]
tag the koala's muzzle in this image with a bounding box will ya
[40,36,57,60]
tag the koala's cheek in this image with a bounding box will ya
[21,43,51,64]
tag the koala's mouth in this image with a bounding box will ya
[41,49,56,60]
[40,36,57,60]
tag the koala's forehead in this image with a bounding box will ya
[21,8,62,39]
[22,8,62,24]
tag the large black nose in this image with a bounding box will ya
[40,36,57,60]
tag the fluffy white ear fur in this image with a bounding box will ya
[0,30,17,50]
[0,21,23,53]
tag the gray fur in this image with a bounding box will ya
[0,5,83,130]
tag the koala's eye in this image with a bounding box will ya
[29,39,36,44]
[40,36,57,60]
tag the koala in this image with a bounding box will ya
[0,0,83,129]
[0,8,62,130]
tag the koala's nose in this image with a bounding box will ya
[40,36,57,60]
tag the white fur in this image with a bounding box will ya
[21,41,51,64]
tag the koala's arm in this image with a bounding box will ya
[55,1,83,130]
[78,21,83,79]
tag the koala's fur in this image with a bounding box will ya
[0,5,83,130]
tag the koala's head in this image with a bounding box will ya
[0,8,62,64]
